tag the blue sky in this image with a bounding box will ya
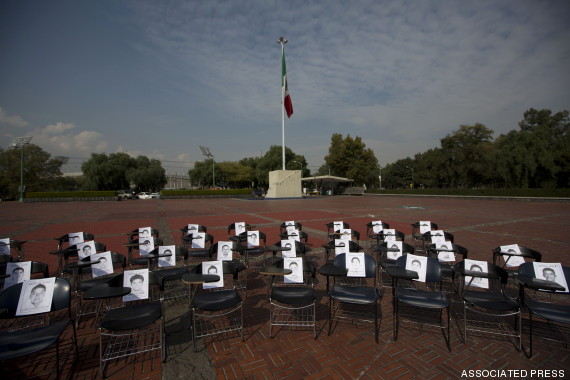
[1,0,569,175]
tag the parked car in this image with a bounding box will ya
[138,192,152,199]
[117,190,134,200]
[150,192,159,199]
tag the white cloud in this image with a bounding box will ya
[34,123,108,157]
[0,107,28,128]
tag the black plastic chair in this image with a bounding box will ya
[155,246,190,302]
[326,253,380,343]
[189,261,244,350]
[268,258,317,338]
[179,224,207,246]
[279,221,303,234]
[366,220,390,247]
[127,227,159,242]
[0,278,78,379]
[392,255,451,350]
[98,271,165,378]
[75,252,127,327]
[127,237,164,268]
[410,221,438,252]
[516,262,570,357]
[322,240,364,263]
[325,221,350,241]
[269,240,310,263]
[493,246,542,294]
[186,233,215,265]
[453,261,521,350]
[422,230,455,253]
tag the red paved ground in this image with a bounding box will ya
[1,195,569,379]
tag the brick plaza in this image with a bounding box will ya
[1,195,569,379]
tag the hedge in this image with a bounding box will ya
[161,189,251,196]
[26,191,116,198]
[366,188,570,198]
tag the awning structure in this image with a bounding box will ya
[301,175,354,184]
[301,175,354,195]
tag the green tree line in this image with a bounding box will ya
[381,108,569,189]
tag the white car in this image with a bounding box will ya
[138,192,152,199]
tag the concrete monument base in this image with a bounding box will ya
[265,170,303,199]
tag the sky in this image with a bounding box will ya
[1,0,569,175]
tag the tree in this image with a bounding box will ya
[439,124,494,188]
[0,144,63,199]
[81,152,137,191]
[323,134,379,186]
[189,159,219,189]
[242,146,308,187]
[126,156,167,192]
[217,162,254,188]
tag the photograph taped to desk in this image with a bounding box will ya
[435,242,455,262]
[430,230,446,244]
[191,232,206,249]
[286,225,300,242]
[202,261,224,289]
[68,232,84,246]
[419,221,431,234]
[405,254,428,282]
[187,223,199,236]
[123,269,149,302]
[284,257,303,283]
[158,245,176,267]
[140,238,154,256]
[339,228,351,240]
[386,241,403,261]
[247,231,259,247]
[77,240,96,260]
[0,238,10,256]
[372,221,383,234]
[235,222,246,236]
[499,244,525,267]
[139,227,152,239]
[16,277,56,316]
[91,251,114,277]
[217,241,233,261]
[533,262,568,292]
[280,239,296,258]
[333,221,343,232]
[4,261,31,288]
[347,252,365,277]
[383,229,396,241]
[464,259,489,289]
[335,239,349,256]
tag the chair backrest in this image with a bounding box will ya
[396,255,442,283]
[279,230,309,243]
[428,243,468,262]
[180,224,207,243]
[492,246,542,269]
[66,241,107,261]
[366,221,390,238]
[280,221,302,233]
[129,227,159,241]
[411,221,438,237]
[227,222,253,237]
[237,231,266,246]
[379,229,406,242]
[272,240,309,256]
[0,278,71,318]
[184,232,214,248]
[334,253,376,279]
[423,231,454,244]
[56,232,95,250]
[108,271,165,291]
[150,246,189,264]
[191,260,245,283]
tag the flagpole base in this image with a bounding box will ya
[265,170,303,199]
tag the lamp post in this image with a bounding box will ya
[405,165,414,189]
[199,146,215,190]
[378,165,382,190]
[291,160,303,177]
[11,135,33,202]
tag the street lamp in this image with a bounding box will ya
[199,146,215,190]
[405,165,414,189]
[291,160,303,177]
[11,135,33,202]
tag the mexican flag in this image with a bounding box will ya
[281,45,293,118]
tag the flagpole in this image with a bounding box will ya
[278,37,287,170]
